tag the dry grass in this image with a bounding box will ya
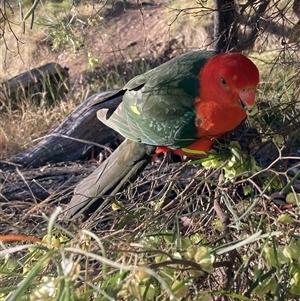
[2,0,300,300]
[0,93,80,159]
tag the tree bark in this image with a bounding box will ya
[213,0,238,52]
[10,90,123,168]
[213,1,270,52]
[0,62,69,108]
[0,162,98,202]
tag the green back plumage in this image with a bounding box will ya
[97,50,216,149]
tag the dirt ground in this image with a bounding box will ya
[0,0,211,86]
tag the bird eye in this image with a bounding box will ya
[221,77,227,86]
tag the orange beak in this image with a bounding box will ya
[238,88,258,116]
[238,89,256,111]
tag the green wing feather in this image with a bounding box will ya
[97,50,216,149]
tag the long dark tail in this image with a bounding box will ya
[65,139,156,219]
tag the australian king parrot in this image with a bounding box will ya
[66,50,259,219]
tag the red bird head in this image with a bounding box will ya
[199,52,259,111]
[195,52,260,138]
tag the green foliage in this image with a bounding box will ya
[199,141,260,180]
[250,238,300,297]
[0,209,299,301]
[37,13,83,52]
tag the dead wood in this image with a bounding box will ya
[0,162,98,202]
[0,63,70,108]
[1,87,125,202]
[9,90,123,168]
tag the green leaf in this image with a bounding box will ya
[5,250,58,301]
[277,214,294,224]
[215,231,281,255]
[215,290,256,301]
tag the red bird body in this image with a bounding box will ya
[98,51,259,156]
[67,51,260,218]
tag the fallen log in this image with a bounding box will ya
[0,63,70,108]
[0,161,98,202]
[10,90,123,168]
[1,89,124,202]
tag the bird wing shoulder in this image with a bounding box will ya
[121,51,216,148]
